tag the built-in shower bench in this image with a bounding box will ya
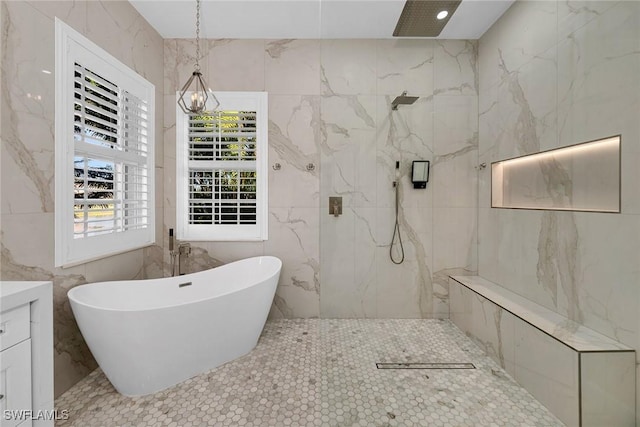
[448,276,635,427]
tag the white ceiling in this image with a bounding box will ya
[129,0,514,40]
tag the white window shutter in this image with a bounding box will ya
[177,92,268,241]
[55,19,155,267]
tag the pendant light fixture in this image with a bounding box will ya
[178,0,219,114]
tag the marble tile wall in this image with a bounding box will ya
[163,38,478,319]
[477,0,640,420]
[0,1,164,397]
[320,39,478,318]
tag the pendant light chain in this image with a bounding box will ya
[178,0,219,114]
[195,0,201,72]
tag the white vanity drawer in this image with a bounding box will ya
[0,304,30,352]
[1,339,32,427]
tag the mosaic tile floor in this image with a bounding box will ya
[56,319,564,426]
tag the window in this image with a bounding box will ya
[176,92,268,241]
[55,19,155,267]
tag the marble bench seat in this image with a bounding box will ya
[449,275,635,427]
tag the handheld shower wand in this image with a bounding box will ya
[169,228,178,276]
[390,161,405,264]
[393,161,400,187]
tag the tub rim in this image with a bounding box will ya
[67,255,282,313]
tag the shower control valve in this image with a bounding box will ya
[329,196,342,217]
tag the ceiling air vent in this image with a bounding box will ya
[393,0,462,37]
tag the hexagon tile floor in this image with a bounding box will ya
[55,319,564,426]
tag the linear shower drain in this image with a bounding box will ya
[376,362,475,370]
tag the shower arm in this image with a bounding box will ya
[391,90,419,110]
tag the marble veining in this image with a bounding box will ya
[451,276,631,352]
[496,47,582,321]
[269,209,319,295]
[1,0,165,398]
[432,137,477,166]
[0,240,97,394]
[1,2,54,214]
[478,10,640,418]
[265,39,294,59]
[434,40,478,96]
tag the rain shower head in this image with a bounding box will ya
[391,91,419,110]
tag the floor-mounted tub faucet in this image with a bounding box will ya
[177,242,191,276]
[169,229,191,276]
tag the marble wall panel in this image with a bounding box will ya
[496,0,557,74]
[265,207,320,318]
[581,351,636,427]
[376,95,433,210]
[433,207,476,292]
[478,0,640,421]
[208,39,265,92]
[557,1,640,214]
[320,39,376,96]
[352,207,378,318]
[376,39,434,97]
[432,95,478,209]
[319,208,358,317]
[556,0,620,43]
[0,1,164,397]
[477,82,499,211]
[513,318,580,426]
[375,207,434,318]
[434,40,478,96]
[269,95,320,208]
[321,94,377,208]
[570,213,639,348]
[476,207,499,283]
[1,2,55,216]
[477,17,501,91]
[266,39,320,95]
[317,39,477,318]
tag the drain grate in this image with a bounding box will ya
[376,362,476,370]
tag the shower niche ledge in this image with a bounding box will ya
[449,276,635,427]
[491,135,621,212]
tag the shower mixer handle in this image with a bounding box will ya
[329,196,342,217]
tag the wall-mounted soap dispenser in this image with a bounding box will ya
[411,160,430,189]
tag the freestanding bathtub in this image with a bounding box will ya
[68,256,282,396]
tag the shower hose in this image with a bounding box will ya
[390,181,405,264]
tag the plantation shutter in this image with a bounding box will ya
[177,92,268,241]
[188,111,257,225]
[73,63,151,238]
[55,19,155,267]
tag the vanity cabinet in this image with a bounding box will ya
[0,282,53,427]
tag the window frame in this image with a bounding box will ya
[54,19,155,267]
[176,91,268,241]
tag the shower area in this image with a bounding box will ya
[318,38,478,319]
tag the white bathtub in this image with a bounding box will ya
[68,256,281,396]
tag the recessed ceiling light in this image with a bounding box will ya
[42,69,52,74]
[437,10,449,20]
